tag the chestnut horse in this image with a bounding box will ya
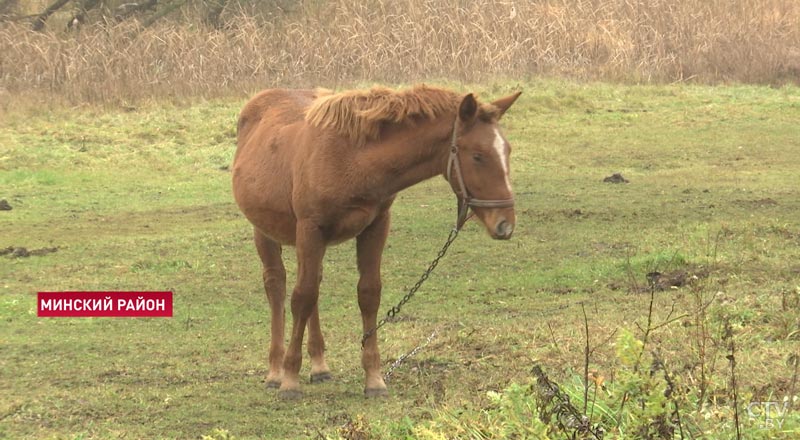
[232,85,521,398]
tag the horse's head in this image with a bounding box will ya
[447,91,521,240]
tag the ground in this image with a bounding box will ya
[1,80,799,439]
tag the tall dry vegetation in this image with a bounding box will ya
[1,0,798,105]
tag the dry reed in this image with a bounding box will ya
[1,0,798,105]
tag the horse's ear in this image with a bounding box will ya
[458,93,478,125]
[491,91,522,118]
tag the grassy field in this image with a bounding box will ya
[1,80,799,439]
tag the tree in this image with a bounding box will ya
[32,0,71,31]
[203,0,228,29]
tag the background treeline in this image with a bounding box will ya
[1,0,798,104]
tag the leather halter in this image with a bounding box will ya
[445,118,515,230]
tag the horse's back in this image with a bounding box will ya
[236,88,317,149]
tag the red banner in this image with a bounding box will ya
[37,291,173,317]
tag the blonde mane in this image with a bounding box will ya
[305,85,497,143]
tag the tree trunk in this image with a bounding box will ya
[204,0,227,29]
[0,0,18,16]
[142,0,186,28]
[67,0,100,29]
[32,0,71,31]
[114,0,159,22]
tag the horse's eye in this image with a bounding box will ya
[472,153,484,163]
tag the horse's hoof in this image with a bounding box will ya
[364,387,389,398]
[266,379,281,389]
[278,388,303,400]
[310,372,332,384]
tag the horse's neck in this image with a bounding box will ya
[359,116,452,197]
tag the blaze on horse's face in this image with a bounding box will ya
[452,92,521,240]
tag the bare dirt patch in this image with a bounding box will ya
[606,265,711,292]
[733,198,779,208]
[603,173,629,183]
[1,246,58,258]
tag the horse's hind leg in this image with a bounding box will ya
[356,211,391,397]
[307,304,332,383]
[254,230,286,388]
[307,268,331,383]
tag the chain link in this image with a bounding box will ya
[361,225,461,347]
[383,328,439,381]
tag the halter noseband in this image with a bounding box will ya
[446,118,515,230]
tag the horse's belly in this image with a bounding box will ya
[250,209,297,245]
[326,208,378,244]
[233,170,297,244]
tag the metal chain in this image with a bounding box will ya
[383,328,439,381]
[361,225,461,348]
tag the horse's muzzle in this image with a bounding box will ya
[493,219,514,240]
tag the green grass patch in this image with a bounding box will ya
[1,80,799,438]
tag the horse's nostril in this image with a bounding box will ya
[495,221,514,238]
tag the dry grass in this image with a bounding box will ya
[1,0,799,105]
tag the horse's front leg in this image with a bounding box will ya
[356,210,391,397]
[280,220,326,399]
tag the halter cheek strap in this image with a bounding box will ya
[446,119,515,230]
